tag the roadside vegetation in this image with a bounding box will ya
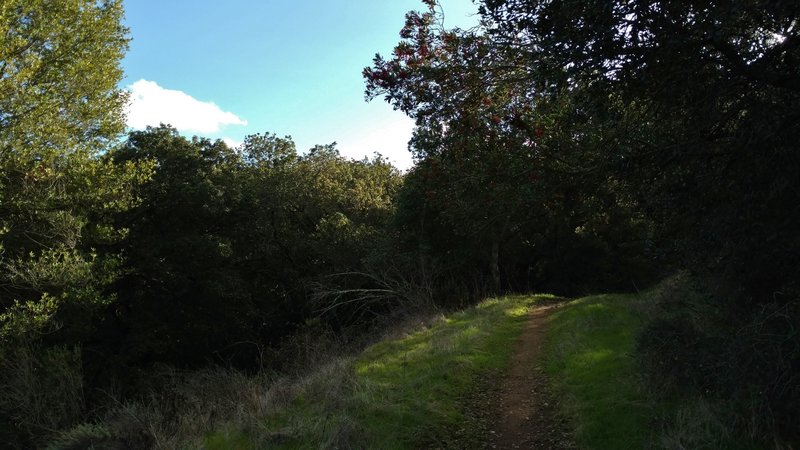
[206,295,544,449]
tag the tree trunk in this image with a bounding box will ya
[491,239,501,293]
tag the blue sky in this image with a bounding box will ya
[121,0,479,169]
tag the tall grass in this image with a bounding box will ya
[0,343,85,447]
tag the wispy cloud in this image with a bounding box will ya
[126,79,247,134]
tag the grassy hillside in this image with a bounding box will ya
[50,281,774,449]
[204,295,552,449]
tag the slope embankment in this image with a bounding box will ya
[204,295,557,449]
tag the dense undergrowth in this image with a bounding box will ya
[636,276,799,449]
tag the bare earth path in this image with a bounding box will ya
[440,301,575,449]
[486,302,575,449]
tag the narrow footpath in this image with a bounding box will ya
[442,300,576,449]
[487,302,575,449]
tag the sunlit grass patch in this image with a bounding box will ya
[349,294,543,448]
[543,286,766,450]
[544,293,653,449]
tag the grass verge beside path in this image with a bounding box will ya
[206,294,551,449]
[543,287,767,450]
[543,293,652,449]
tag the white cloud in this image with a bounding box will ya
[335,115,415,170]
[125,79,247,134]
[221,137,243,149]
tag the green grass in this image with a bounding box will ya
[49,279,769,449]
[543,293,653,449]
[543,287,767,450]
[205,294,551,449]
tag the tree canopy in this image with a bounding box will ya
[0,0,149,342]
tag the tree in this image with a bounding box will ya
[478,0,800,299]
[365,2,655,296]
[0,0,129,152]
[0,1,150,444]
[0,0,147,340]
[102,128,403,368]
[368,0,800,294]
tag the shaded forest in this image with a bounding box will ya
[1,0,798,448]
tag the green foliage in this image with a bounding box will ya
[109,127,258,366]
[0,3,152,445]
[365,2,659,298]
[0,0,150,343]
[479,0,800,300]
[103,126,403,369]
[368,0,800,298]
[0,0,129,155]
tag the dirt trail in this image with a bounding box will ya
[487,303,575,450]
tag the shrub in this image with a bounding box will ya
[0,343,85,447]
[636,276,800,447]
